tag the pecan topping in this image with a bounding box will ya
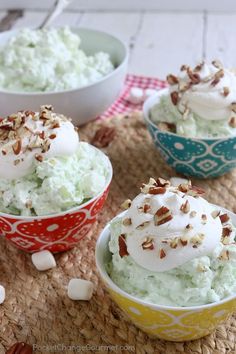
[180,64,189,71]
[120,199,132,210]
[35,154,43,162]
[187,68,201,84]
[141,237,154,250]
[49,133,56,139]
[190,211,197,217]
[212,60,223,69]
[155,177,170,187]
[222,87,230,97]
[154,206,172,226]
[170,91,179,105]
[91,126,116,148]
[170,238,178,249]
[219,213,230,224]
[186,185,205,197]
[155,206,170,217]
[156,214,173,226]
[201,214,207,224]
[211,210,220,219]
[167,74,179,85]
[122,218,132,226]
[136,221,150,230]
[190,233,205,247]
[6,342,33,354]
[229,117,236,128]
[180,236,188,246]
[178,183,190,193]
[160,248,166,259]
[222,226,232,237]
[219,249,229,261]
[231,102,236,113]
[157,122,176,132]
[148,187,166,195]
[186,223,193,230]
[12,139,22,155]
[118,234,129,257]
[194,62,204,72]
[180,200,190,213]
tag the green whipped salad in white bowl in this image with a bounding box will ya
[0,26,114,93]
[0,105,112,216]
[106,178,236,307]
[0,27,128,124]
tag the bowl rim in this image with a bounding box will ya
[0,27,129,96]
[0,145,113,220]
[96,207,236,312]
[143,87,236,142]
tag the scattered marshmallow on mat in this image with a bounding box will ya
[127,87,144,104]
[31,250,56,271]
[170,177,189,187]
[144,88,158,100]
[0,285,5,304]
[68,278,93,301]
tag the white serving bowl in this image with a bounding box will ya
[0,28,128,125]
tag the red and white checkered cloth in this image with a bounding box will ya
[100,74,167,119]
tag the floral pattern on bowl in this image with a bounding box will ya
[143,91,236,178]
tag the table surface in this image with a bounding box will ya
[0,8,235,80]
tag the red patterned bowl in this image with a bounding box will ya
[0,160,112,253]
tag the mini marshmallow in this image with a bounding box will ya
[170,177,189,187]
[144,88,158,100]
[68,278,93,301]
[127,87,144,104]
[31,250,56,271]
[0,285,5,304]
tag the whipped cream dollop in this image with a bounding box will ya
[168,61,236,123]
[0,105,79,180]
[120,178,225,272]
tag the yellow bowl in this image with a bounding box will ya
[95,209,236,342]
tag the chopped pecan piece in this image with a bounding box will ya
[229,117,236,128]
[136,221,150,230]
[155,177,170,187]
[187,69,201,84]
[148,187,166,195]
[120,199,132,210]
[156,214,173,226]
[167,74,179,85]
[122,218,132,226]
[159,248,166,259]
[222,87,230,97]
[118,234,129,257]
[180,236,188,246]
[35,154,43,162]
[180,200,190,213]
[170,91,179,105]
[141,237,154,250]
[212,60,223,69]
[219,249,229,261]
[211,210,220,219]
[222,226,232,237]
[155,206,170,217]
[12,139,22,155]
[91,126,116,148]
[6,342,33,354]
[219,213,230,224]
[157,122,176,132]
[190,211,197,217]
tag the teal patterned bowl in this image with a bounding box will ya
[143,89,236,179]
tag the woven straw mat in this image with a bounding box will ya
[1,112,236,354]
